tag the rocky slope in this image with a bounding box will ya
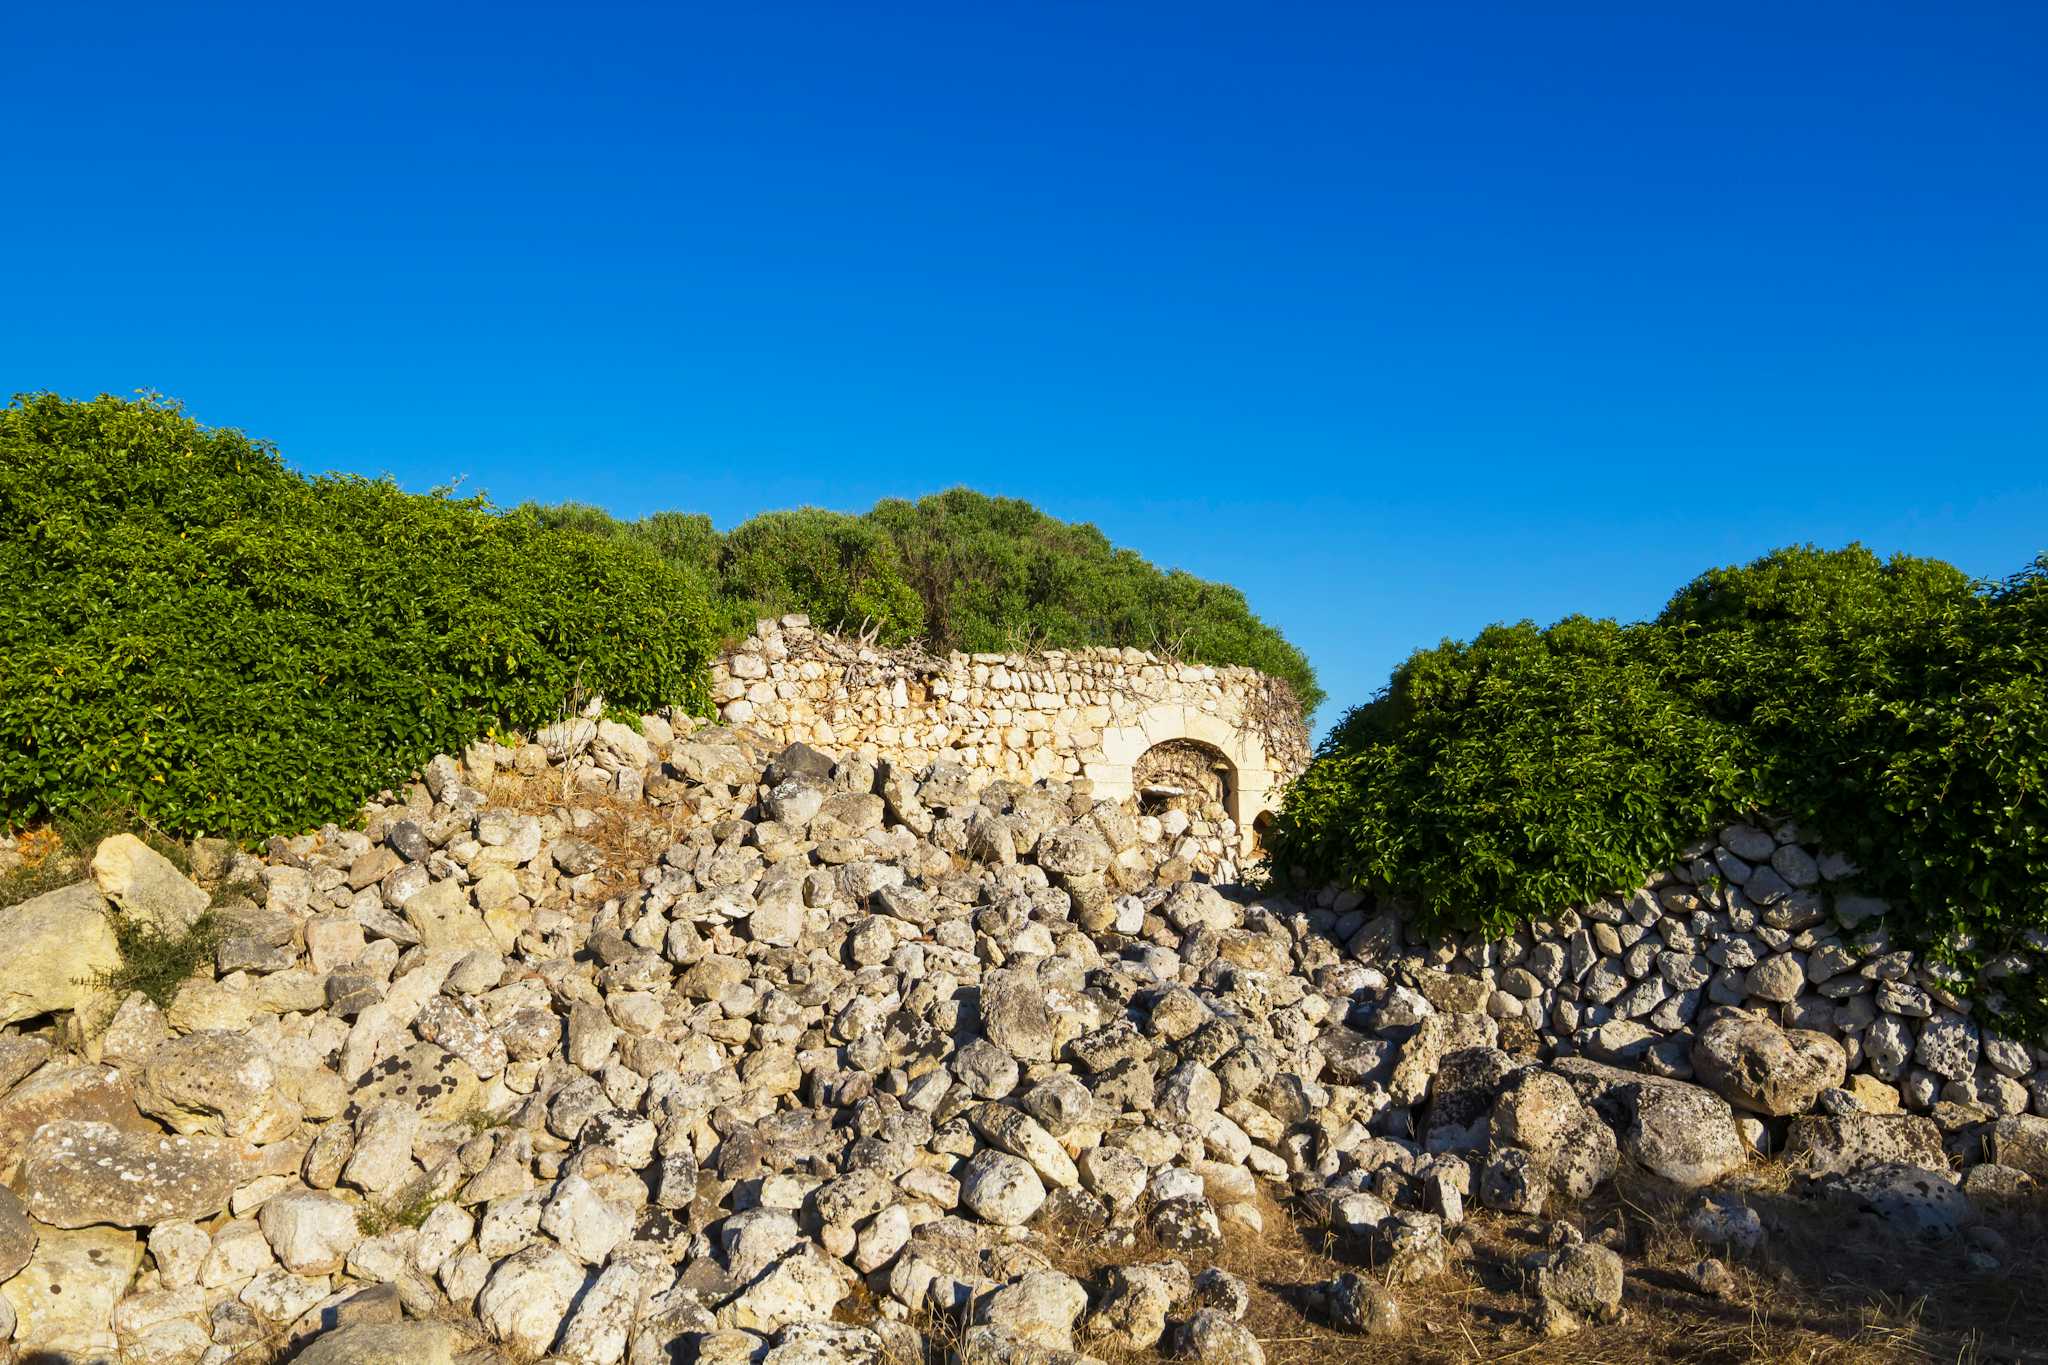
[0,715,2042,1364]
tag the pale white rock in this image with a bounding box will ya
[541,1175,632,1265]
[92,832,210,931]
[259,1190,363,1275]
[477,1244,589,1356]
[556,1260,646,1365]
[717,1246,857,1333]
[960,1150,1047,1226]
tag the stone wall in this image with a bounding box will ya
[1309,817,2048,1132]
[708,618,1311,861]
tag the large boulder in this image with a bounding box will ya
[0,1062,151,1183]
[1553,1060,1746,1187]
[0,883,122,1026]
[20,1119,250,1227]
[91,833,210,931]
[0,1223,142,1359]
[138,1029,302,1142]
[1481,1069,1617,1212]
[1691,1014,1846,1116]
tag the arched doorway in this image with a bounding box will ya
[1087,703,1284,858]
[1132,738,1234,821]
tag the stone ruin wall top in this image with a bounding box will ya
[709,618,1312,856]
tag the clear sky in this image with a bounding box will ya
[6,1,2044,735]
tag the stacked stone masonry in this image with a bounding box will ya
[709,618,1311,862]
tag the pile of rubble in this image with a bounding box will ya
[0,716,2043,1363]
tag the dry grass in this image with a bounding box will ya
[481,767,688,909]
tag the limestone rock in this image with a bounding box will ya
[138,1028,303,1142]
[961,1150,1048,1226]
[0,882,122,1026]
[977,1270,1089,1350]
[259,1190,364,1275]
[1803,1162,1969,1241]
[1784,1112,1947,1176]
[979,970,1057,1062]
[1989,1115,2048,1178]
[1537,1242,1624,1330]
[91,833,211,931]
[719,1245,857,1333]
[20,1119,248,1227]
[1483,1069,1616,1211]
[293,1320,471,1365]
[0,1185,35,1281]
[0,1222,142,1359]
[1180,1307,1266,1364]
[477,1244,589,1356]
[1691,1015,1847,1117]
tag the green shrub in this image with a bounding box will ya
[523,487,1321,710]
[1269,545,2048,1030]
[718,508,928,642]
[0,393,718,835]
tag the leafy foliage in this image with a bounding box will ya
[1270,545,2048,1029]
[1,393,718,835]
[524,488,1321,709]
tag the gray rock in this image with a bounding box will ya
[1804,1162,1968,1241]
[293,1321,471,1365]
[977,1269,1089,1350]
[979,970,1057,1062]
[1784,1112,1947,1176]
[1691,1015,1847,1116]
[138,1028,302,1142]
[1537,1243,1625,1329]
[1180,1308,1265,1364]
[1682,1193,1765,1254]
[718,1246,857,1333]
[1914,1010,1981,1082]
[1324,1270,1401,1334]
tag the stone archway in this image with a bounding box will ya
[1084,703,1282,858]
[1132,737,1233,819]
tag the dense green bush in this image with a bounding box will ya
[1269,545,2048,1029]
[525,488,1321,709]
[0,393,718,835]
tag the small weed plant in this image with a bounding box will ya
[89,909,224,1009]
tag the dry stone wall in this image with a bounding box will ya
[708,618,1311,863]
[1310,817,2048,1132]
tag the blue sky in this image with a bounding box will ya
[6,1,2044,734]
